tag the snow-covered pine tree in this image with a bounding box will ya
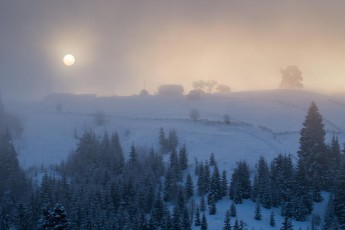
[298,102,327,195]
[200,196,206,212]
[209,163,221,201]
[111,132,124,175]
[223,209,231,230]
[326,136,342,189]
[172,205,182,230]
[37,203,69,230]
[151,194,164,228]
[270,154,294,208]
[167,129,179,153]
[254,202,261,220]
[334,159,345,228]
[194,159,199,176]
[233,219,239,230]
[184,173,194,199]
[209,152,216,166]
[220,170,228,198]
[230,202,237,217]
[182,208,191,230]
[322,194,339,229]
[269,211,275,227]
[159,127,168,154]
[128,144,139,167]
[194,206,201,226]
[229,160,251,203]
[169,149,181,180]
[280,216,293,230]
[254,156,271,208]
[292,159,313,220]
[179,144,188,170]
[201,212,208,230]
[163,167,175,201]
[208,195,217,215]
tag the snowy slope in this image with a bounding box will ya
[7,89,345,169]
[6,89,344,229]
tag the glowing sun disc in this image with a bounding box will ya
[63,54,75,66]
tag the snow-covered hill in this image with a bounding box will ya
[6,89,344,229]
[7,89,345,170]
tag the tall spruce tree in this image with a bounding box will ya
[201,212,208,230]
[220,170,228,198]
[326,136,341,189]
[270,154,294,208]
[322,194,339,230]
[194,206,201,226]
[178,145,188,170]
[184,173,194,199]
[334,159,345,228]
[253,156,271,208]
[254,202,262,220]
[229,161,251,203]
[209,163,221,201]
[270,211,276,227]
[223,210,231,230]
[208,195,217,215]
[292,161,313,220]
[168,129,179,153]
[159,127,168,154]
[230,202,237,217]
[209,152,216,166]
[298,102,327,195]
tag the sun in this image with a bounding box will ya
[63,54,75,66]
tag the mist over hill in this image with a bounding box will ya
[6,89,345,168]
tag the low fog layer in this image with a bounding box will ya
[1,0,345,101]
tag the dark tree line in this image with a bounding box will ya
[0,128,196,229]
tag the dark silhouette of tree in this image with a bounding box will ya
[37,203,69,230]
[323,194,339,229]
[253,156,271,208]
[194,206,201,226]
[334,160,345,228]
[270,211,276,227]
[254,202,261,220]
[94,110,107,126]
[190,109,200,121]
[230,202,237,217]
[208,195,216,215]
[200,196,206,212]
[179,145,188,170]
[184,173,194,199]
[159,127,168,154]
[298,102,327,198]
[167,129,179,153]
[279,65,303,89]
[201,212,208,230]
[270,154,294,208]
[192,80,217,94]
[280,216,293,230]
[229,161,251,203]
[223,210,231,230]
[220,170,228,198]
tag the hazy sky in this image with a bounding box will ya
[1,0,345,100]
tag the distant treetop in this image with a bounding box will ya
[279,65,303,90]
